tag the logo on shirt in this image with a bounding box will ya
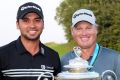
[101,70,117,80]
[41,65,46,69]
[41,65,54,70]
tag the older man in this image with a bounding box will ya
[61,9,120,80]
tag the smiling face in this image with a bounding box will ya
[16,12,44,41]
[71,21,98,49]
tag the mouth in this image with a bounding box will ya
[81,37,89,42]
[29,30,38,35]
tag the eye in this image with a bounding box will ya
[85,25,93,30]
[87,27,92,29]
[35,18,41,22]
[75,27,82,30]
[22,18,29,23]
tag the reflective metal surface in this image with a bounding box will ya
[56,71,100,80]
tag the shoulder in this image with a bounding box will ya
[0,40,16,55]
[99,46,120,62]
[60,51,76,71]
[100,46,120,56]
[61,51,76,62]
[41,43,59,56]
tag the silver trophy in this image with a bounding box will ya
[56,46,100,80]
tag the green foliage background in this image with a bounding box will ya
[55,0,120,52]
[46,42,76,57]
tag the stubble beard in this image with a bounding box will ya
[22,33,40,41]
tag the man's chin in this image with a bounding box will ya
[78,44,91,49]
[25,36,40,41]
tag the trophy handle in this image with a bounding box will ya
[73,46,82,58]
[37,72,54,80]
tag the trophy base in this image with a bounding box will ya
[56,71,100,80]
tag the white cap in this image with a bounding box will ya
[72,9,96,27]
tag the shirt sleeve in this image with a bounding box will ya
[60,51,76,71]
[114,54,120,80]
[54,52,61,76]
[0,56,3,79]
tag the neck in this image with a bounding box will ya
[81,44,96,60]
[21,37,40,56]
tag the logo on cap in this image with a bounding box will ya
[21,5,41,11]
[73,12,92,19]
[17,2,44,20]
[72,9,96,27]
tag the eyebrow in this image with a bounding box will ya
[21,16,41,20]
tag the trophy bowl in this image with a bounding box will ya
[69,67,87,73]
[64,65,89,73]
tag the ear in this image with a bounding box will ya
[16,21,19,29]
[96,24,99,34]
[43,21,44,29]
[95,27,98,34]
[71,28,74,36]
[96,30,98,34]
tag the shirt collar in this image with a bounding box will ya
[16,37,45,56]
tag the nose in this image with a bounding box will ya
[81,29,88,35]
[29,21,35,28]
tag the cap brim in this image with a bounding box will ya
[19,10,43,19]
[72,16,96,27]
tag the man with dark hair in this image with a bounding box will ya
[0,2,61,80]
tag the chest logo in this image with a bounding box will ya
[41,65,46,69]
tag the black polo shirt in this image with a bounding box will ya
[0,37,61,80]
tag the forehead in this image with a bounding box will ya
[23,12,40,18]
[74,21,93,28]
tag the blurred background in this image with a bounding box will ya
[0,0,120,57]
[49,0,120,57]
